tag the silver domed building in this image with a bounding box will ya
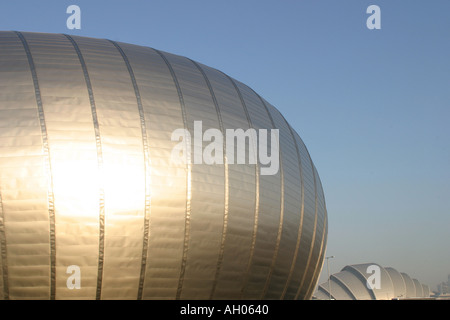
[0,31,327,300]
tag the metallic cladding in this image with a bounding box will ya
[0,31,327,300]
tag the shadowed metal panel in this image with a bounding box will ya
[162,52,225,300]
[188,60,229,300]
[303,163,328,299]
[198,65,257,300]
[233,81,282,299]
[217,73,261,300]
[304,206,327,300]
[255,97,285,300]
[262,100,302,299]
[295,150,319,300]
[279,119,305,300]
[288,131,317,299]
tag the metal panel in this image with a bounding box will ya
[0,31,51,299]
[15,31,57,299]
[26,32,100,300]
[162,52,225,300]
[304,164,328,299]
[233,81,282,299]
[195,63,256,300]
[304,207,327,299]
[262,99,302,299]
[119,43,188,300]
[71,35,146,300]
[109,40,151,300]
[284,131,317,299]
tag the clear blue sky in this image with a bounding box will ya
[1,0,449,291]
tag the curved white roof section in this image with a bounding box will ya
[385,267,407,298]
[401,272,417,298]
[314,263,430,300]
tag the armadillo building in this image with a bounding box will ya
[314,263,430,300]
[0,31,327,300]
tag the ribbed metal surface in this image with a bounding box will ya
[0,31,327,300]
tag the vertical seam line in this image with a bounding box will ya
[294,135,319,300]
[304,168,327,299]
[252,94,285,300]
[109,40,152,301]
[188,60,229,300]
[304,211,327,299]
[280,121,305,300]
[64,34,106,300]
[15,31,56,300]
[153,49,191,300]
[220,75,260,299]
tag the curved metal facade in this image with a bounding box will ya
[315,263,430,300]
[0,31,327,300]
